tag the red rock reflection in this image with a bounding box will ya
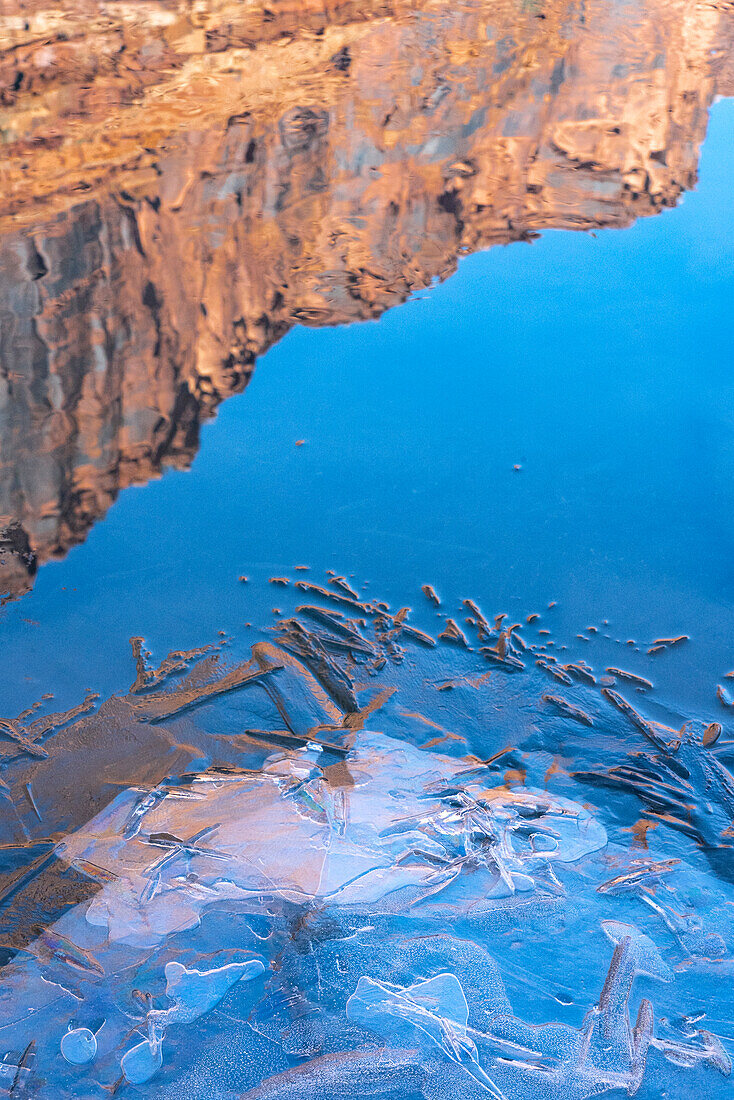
[0,0,732,599]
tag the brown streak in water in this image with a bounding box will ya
[600,688,677,750]
[462,599,492,639]
[645,810,698,838]
[433,670,492,691]
[438,618,469,647]
[421,584,441,607]
[129,637,216,693]
[329,576,361,600]
[16,699,44,723]
[544,757,571,784]
[295,605,377,654]
[648,635,689,654]
[561,662,596,685]
[287,646,358,714]
[401,624,436,647]
[716,685,733,708]
[398,709,447,732]
[0,719,49,759]
[606,668,654,690]
[472,744,516,769]
[419,731,466,750]
[541,693,594,726]
[536,660,572,685]
[484,648,525,671]
[24,691,100,741]
[703,722,723,747]
[241,728,348,755]
[342,686,397,731]
[625,818,658,850]
[252,641,343,726]
[133,659,279,722]
[294,581,373,615]
[0,689,99,760]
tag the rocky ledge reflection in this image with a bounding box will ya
[0,0,732,601]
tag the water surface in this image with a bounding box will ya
[0,0,733,1096]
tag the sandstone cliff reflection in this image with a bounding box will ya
[0,0,732,600]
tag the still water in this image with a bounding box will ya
[0,0,733,1096]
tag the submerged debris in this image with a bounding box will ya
[438,619,470,647]
[541,694,594,727]
[129,638,217,694]
[0,692,98,763]
[606,668,653,691]
[647,636,689,655]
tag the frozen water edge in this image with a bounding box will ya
[0,580,731,1098]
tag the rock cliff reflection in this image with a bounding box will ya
[0,0,732,600]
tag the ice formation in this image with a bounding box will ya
[0,582,730,1097]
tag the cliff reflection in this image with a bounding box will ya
[0,0,732,600]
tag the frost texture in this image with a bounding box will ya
[0,584,731,1097]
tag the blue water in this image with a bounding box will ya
[1,101,731,721]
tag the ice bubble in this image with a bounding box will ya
[121,1034,164,1085]
[60,1027,97,1066]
